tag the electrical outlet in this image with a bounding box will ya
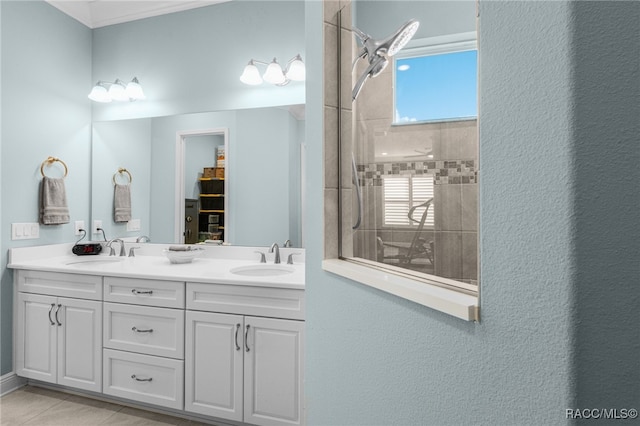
[75,220,85,236]
[126,219,141,232]
[93,220,103,234]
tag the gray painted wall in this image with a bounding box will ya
[0,1,93,374]
[570,1,639,412]
[92,119,153,239]
[304,0,639,424]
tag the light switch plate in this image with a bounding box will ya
[11,223,40,240]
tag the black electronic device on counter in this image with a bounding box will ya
[72,243,103,256]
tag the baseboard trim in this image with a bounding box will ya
[1,372,26,396]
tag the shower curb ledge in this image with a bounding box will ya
[322,259,479,322]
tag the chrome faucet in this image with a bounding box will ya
[269,243,281,264]
[283,239,292,248]
[136,235,150,243]
[106,238,126,257]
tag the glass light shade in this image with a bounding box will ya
[286,56,306,81]
[263,59,286,85]
[108,80,129,101]
[240,61,263,85]
[88,84,111,103]
[125,77,145,100]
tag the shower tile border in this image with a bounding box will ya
[356,159,477,186]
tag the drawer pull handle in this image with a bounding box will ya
[48,303,55,325]
[131,289,153,295]
[54,304,62,326]
[245,324,250,352]
[132,327,154,333]
[235,323,241,351]
[131,374,152,382]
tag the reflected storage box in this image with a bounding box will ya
[200,179,224,194]
[203,167,225,179]
[200,197,224,211]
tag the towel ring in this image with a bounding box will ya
[113,168,133,185]
[40,157,68,178]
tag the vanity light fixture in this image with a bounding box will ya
[88,77,146,103]
[240,54,305,86]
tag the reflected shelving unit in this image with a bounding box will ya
[198,177,225,242]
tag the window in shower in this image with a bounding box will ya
[395,49,478,124]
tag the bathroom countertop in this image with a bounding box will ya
[8,244,305,290]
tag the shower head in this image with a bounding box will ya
[354,19,420,58]
[352,19,420,101]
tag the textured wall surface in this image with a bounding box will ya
[569,1,640,412]
[304,1,638,424]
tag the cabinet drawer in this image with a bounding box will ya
[104,277,184,308]
[186,283,305,320]
[103,349,183,410]
[104,303,184,359]
[16,270,102,300]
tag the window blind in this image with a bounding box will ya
[383,175,434,227]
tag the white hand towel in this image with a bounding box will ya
[40,177,70,225]
[114,183,132,223]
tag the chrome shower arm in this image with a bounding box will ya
[352,47,367,71]
[352,26,369,43]
[352,55,387,101]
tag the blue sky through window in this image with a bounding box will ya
[395,50,478,123]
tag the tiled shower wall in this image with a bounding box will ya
[323,1,355,260]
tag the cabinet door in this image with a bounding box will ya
[185,311,244,421]
[244,317,305,426]
[16,293,57,383]
[57,297,102,392]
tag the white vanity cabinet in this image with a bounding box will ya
[185,283,305,426]
[15,271,102,393]
[11,249,305,426]
[102,277,185,410]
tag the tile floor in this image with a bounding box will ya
[0,385,215,426]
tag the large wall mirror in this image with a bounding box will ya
[91,105,305,247]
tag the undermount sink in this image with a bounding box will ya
[230,264,295,277]
[66,257,124,266]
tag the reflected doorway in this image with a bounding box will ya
[174,128,229,244]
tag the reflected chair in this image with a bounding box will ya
[377,198,434,268]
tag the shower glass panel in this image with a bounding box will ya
[339,1,478,289]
